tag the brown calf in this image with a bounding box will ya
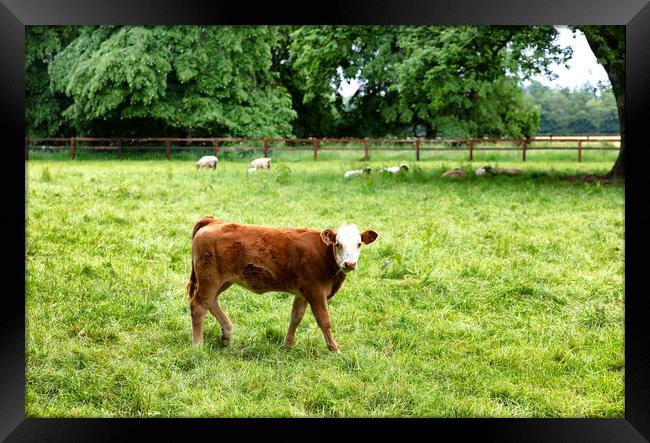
[187,216,378,352]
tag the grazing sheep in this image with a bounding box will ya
[196,155,218,169]
[344,167,372,178]
[442,168,466,178]
[381,163,409,174]
[250,157,272,170]
[476,165,523,176]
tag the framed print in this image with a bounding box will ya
[2,0,649,441]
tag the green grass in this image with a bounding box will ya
[26,156,624,417]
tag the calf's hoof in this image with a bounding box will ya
[221,328,231,346]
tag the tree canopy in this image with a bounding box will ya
[26,25,620,145]
[288,25,572,138]
[43,26,297,137]
[25,26,78,137]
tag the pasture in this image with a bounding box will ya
[25,153,624,417]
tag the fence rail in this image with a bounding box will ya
[25,136,621,162]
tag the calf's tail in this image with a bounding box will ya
[187,264,198,303]
[187,215,218,302]
[191,215,216,238]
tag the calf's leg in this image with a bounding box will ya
[190,298,208,346]
[206,282,234,345]
[309,295,340,353]
[284,295,308,348]
[190,276,225,346]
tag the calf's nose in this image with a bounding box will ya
[344,261,357,270]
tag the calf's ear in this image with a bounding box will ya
[361,230,378,244]
[320,229,337,246]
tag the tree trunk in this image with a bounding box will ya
[607,95,625,180]
[577,26,625,180]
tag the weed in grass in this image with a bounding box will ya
[274,163,293,184]
[40,165,52,182]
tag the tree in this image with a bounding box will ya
[287,26,570,139]
[573,26,625,179]
[25,26,79,136]
[270,26,339,138]
[524,81,619,135]
[394,26,553,138]
[288,26,406,137]
[48,26,297,137]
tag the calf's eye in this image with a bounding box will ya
[357,243,361,248]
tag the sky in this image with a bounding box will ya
[525,26,611,90]
[338,26,611,97]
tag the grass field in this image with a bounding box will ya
[25,154,624,417]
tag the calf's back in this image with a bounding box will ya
[192,220,339,295]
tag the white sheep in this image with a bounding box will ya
[496,167,524,176]
[249,157,272,170]
[344,167,372,178]
[475,165,523,176]
[442,168,466,178]
[196,155,218,169]
[380,163,409,174]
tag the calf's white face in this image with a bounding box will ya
[321,224,378,272]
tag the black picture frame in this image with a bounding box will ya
[3,0,649,441]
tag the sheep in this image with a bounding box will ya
[442,168,466,178]
[249,157,272,170]
[475,165,524,176]
[381,163,409,174]
[496,167,524,176]
[475,165,494,176]
[344,167,372,178]
[196,155,218,169]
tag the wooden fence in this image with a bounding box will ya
[24,136,620,162]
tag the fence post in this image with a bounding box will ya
[468,140,474,161]
[165,138,170,161]
[522,139,527,162]
[364,138,369,161]
[578,140,582,162]
[213,139,219,156]
[71,137,75,160]
[118,138,123,160]
[415,139,420,161]
[25,137,29,161]
[313,138,318,160]
[264,137,269,158]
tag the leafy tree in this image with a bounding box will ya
[48,26,297,137]
[395,26,552,138]
[25,26,79,136]
[525,81,619,135]
[286,26,404,137]
[271,26,339,138]
[287,26,570,138]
